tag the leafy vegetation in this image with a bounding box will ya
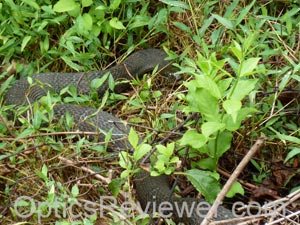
[1,0,300,224]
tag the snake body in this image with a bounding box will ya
[6,49,235,224]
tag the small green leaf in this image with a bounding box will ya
[21,36,31,52]
[17,128,35,139]
[284,148,300,163]
[109,0,121,10]
[71,185,79,197]
[185,169,221,203]
[53,0,77,12]
[109,17,126,30]
[179,130,207,149]
[128,128,139,149]
[212,14,234,30]
[159,0,190,10]
[108,178,124,197]
[226,181,244,198]
[90,72,109,89]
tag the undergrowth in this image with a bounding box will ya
[1,0,300,224]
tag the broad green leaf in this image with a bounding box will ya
[128,128,139,149]
[109,17,125,30]
[207,131,233,158]
[179,130,207,149]
[53,0,77,12]
[81,0,93,7]
[194,157,218,171]
[185,169,220,203]
[212,14,234,30]
[239,58,260,77]
[108,178,124,197]
[133,144,151,162]
[21,36,31,52]
[195,75,221,99]
[185,85,219,121]
[224,107,257,131]
[82,13,93,30]
[284,148,300,163]
[226,181,244,198]
[230,79,258,101]
[201,122,225,138]
[223,99,241,122]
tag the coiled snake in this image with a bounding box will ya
[5,49,235,224]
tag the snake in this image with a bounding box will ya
[5,49,236,224]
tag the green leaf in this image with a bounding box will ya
[159,0,190,10]
[53,0,77,12]
[33,110,43,129]
[284,148,300,163]
[239,58,260,77]
[109,17,126,30]
[22,0,40,10]
[119,152,131,169]
[17,128,35,139]
[90,72,109,90]
[226,181,244,198]
[21,36,31,52]
[269,127,300,144]
[195,157,218,171]
[201,122,225,138]
[223,99,241,122]
[36,164,48,183]
[208,131,233,158]
[212,14,234,30]
[128,128,139,149]
[109,0,121,10]
[185,169,221,203]
[71,185,79,197]
[133,144,151,162]
[230,41,242,61]
[185,85,219,121]
[82,13,93,31]
[179,130,207,149]
[61,56,83,71]
[224,107,257,131]
[195,75,222,99]
[81,0,93,7]
[108,178,124,197]
[229,79,258,101]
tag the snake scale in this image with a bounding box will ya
[5,49,236,224]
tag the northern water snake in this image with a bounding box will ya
[5,49,235,224]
